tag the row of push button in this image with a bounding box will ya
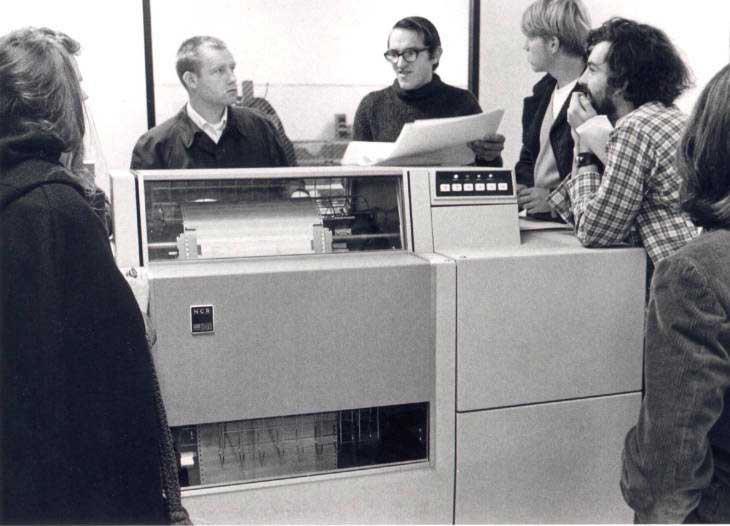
[439,182,509,193]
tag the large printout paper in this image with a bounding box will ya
[181,201,320,258]
[342,109,504,166]
[340,141,395,166]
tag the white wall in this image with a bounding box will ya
[149,0,471,141]
[480,0,730,169]
[4,1,470,172]
[3,0,147,180]
[5,2,728,174]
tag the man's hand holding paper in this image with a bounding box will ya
[342,109,505,166]
[468,133,505,163]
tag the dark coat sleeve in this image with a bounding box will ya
[515,107,539,186]
[515,75,555,186]
[1,180,166,523]
[261,116,292,167]
[131,131,165,169]
[550,86,579,182]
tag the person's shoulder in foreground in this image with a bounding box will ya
[621,62,730,524]
[0,26,167,524]
[621,230,730,523]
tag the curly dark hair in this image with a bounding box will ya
[587,17,692,107]
[678,63,730,229]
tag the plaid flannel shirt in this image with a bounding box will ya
[548,102,697,264]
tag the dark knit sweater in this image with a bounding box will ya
[353,74,482,142]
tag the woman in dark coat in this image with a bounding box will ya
[0,27,167,524]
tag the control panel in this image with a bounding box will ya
[435,169,513,198]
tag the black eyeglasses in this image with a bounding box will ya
[383,47,429,64]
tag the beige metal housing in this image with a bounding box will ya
[109,167,645,523]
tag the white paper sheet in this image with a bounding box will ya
[340,141,394,166]
[519,216,572,231]
[342,109,505,166]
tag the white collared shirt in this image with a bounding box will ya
[186,103,228,144]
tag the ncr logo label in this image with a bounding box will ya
[190,305,214,334]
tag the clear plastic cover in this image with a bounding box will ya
[142,175,404,262]
[172,402,428,488]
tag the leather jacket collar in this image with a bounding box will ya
[171,105,249,148]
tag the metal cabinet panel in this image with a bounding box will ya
[455,246,645,411]
[455,393,641,523]
[180,255,458,524]
[149,252,436,426]
[431,204,520,251]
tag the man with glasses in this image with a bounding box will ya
[353,16,505,165]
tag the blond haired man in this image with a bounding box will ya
[516,0,591,217]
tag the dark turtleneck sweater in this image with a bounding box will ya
[353,74,482,142]
[352,74,501,166]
